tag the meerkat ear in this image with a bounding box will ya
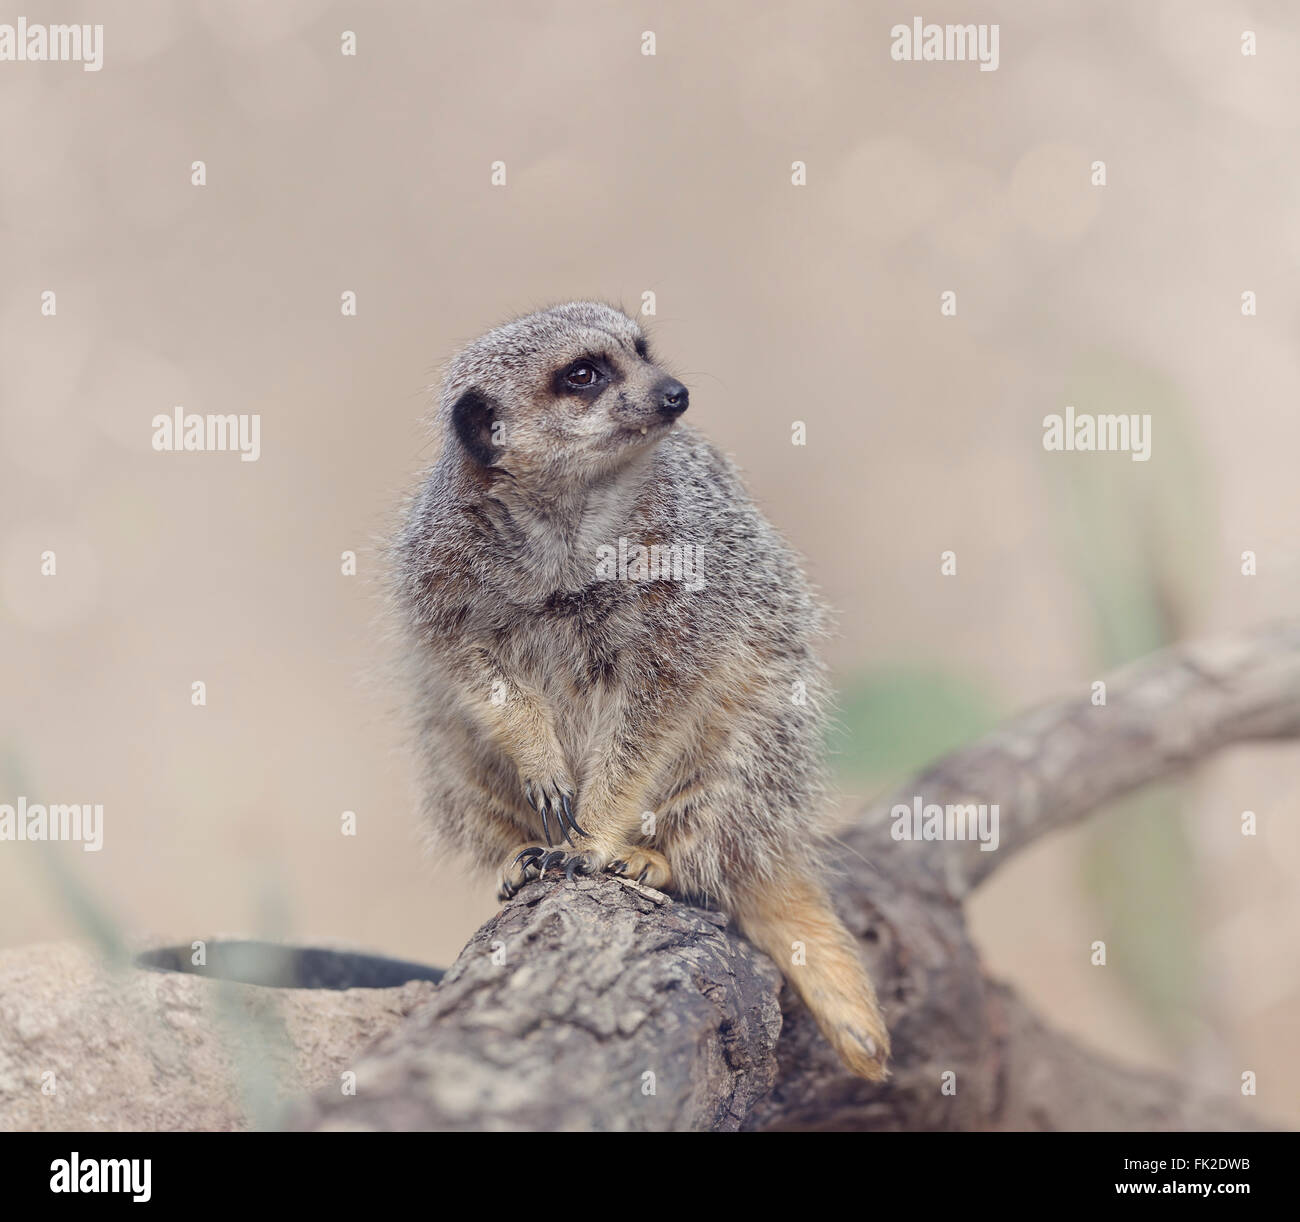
[450,388,500,467]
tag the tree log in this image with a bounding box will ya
[297,621,1300,1131]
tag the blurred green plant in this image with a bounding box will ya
[1,751,129,968]
[1055,349,1215,1049]
[831,667,1000,788]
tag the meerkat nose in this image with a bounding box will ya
[656,378,689,419]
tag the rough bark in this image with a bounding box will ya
[297,621,1300,1131]
[0,941,438,1132]
[301,879,782,1131]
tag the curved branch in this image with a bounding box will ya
[847,619,1300,900]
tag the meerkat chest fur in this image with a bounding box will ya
[467,463,688,782]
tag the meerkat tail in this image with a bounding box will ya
[734,874,890,1082]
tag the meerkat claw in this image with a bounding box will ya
[514,846,545,869]
[563,856,588,882]
[527,782,583,845]
[554,801,574,846]
[558,792,587,839]
[538,850,567,878]
[524,780,560,846]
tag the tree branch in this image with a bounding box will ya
[296,622,1299,1131]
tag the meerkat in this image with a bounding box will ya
[392,301,889,1081]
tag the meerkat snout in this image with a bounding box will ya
[655,377,689,419]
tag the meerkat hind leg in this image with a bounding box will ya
[607,846,672,889]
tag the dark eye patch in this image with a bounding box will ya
[551,352,620,397]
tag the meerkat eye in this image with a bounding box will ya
[565,362,601,388]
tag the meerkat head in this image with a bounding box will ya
[438,302,689,487]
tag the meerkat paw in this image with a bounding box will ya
[521,777,586,846]
[608,847,672,890]
[561,845,672,890]
[497,844,568,901]
[497,842,672,901]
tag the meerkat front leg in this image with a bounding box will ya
[458,645,585,848]
[454,648,592,898]
[559,681,689,889]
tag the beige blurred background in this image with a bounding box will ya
[1,1,1297,1123]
